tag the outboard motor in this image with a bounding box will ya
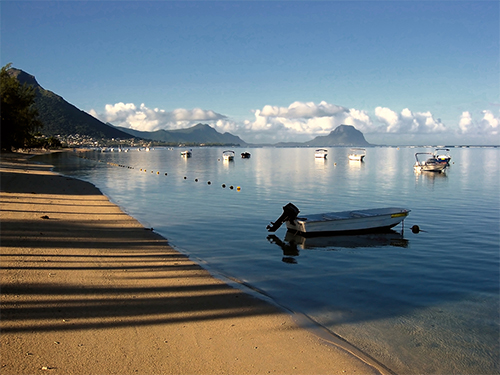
[266,203,300,232]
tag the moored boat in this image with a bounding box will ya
[181,150,192,157]
[241,152,251,158]
[223,150,235,161]
[267,203,410,236]
[348,148,366,161]
[434,148,451,165]
[414,152,447,172]
[314,149,328,158]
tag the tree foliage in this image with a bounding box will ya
[1,63,43,150]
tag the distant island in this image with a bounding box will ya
[114,123,248,146]
[274,125,371,147]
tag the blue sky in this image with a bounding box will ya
[1,1,498,145]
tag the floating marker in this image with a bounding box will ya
[195,178,198,182]
[230,185,234,190]
[237,186,241,191]
[164,173,168,176]
[207,181,211,185]
[222,184,226,188]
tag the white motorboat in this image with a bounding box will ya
[181,150,192,157]
[314,149,328,158]
[434,148,451,165]
[222,150,235,161]
[348,148,366,161]
[267,203,410,236]
[414,152,447,172]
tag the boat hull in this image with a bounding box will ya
[314,149,328,158]
[222,150,235,161]
[414,152,447,172]
[414,162,446,172]
[285,208,410,236]
[349,154,365,161]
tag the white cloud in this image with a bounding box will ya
[375,107,400,132]
[459,111,474,134]
[482,110,499,135]
[89,101,499,145]
[237,101,367,143]
[89,102,226,132]
[459,110,499,136]
[343,108,374,133]
[260,101,347,119]
[375,107,447,134]
[241,101,453,143]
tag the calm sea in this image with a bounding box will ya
[38,146,499,375]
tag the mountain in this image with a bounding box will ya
[275,125,371,147]
[7,68,133,139]
[115,123,247,146]
[307,125,371,146]
[6,68,370,147]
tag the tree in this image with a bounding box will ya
[1,63,43,150]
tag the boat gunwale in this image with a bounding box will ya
[294,208,410,224]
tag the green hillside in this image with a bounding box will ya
[8,68,133,140]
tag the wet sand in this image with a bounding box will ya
[1,152,386,375]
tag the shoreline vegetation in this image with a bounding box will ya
[0,151,387,375]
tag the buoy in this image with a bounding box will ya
[207,181,211,185]
[237,186,241,191]
[411,225,422,234]
[164,172,167,176]
[195,178,198,182]
[157,171,159,174]
[222,184,226,188]
[229,185,234,189]
[184,176,187,179]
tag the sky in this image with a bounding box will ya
[1,1,498,145]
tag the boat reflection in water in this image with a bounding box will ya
[267,230,408,264]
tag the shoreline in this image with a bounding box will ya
[1,151,388,375]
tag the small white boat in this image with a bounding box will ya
[181,150,192,158]
[348,148,366,161]
[434,148,451,165]
[267,203,410,236]
[314,149,328,158]
[222,150,235,161]
[414,152,447,172]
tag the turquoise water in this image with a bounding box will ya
[40,147,499,375]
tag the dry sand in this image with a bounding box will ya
[1,152,389,375]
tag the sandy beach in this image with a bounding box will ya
[1,152,387,375]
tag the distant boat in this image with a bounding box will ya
[222,150,235,161]
[414,152,447,172]
[348,148,366,161]
[314,149,328,158]
[181,150,192,158]
[241,152,251,159]
[267,203,410,236]
[434,148,451,165]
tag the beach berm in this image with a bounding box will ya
[1,152,382,375]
